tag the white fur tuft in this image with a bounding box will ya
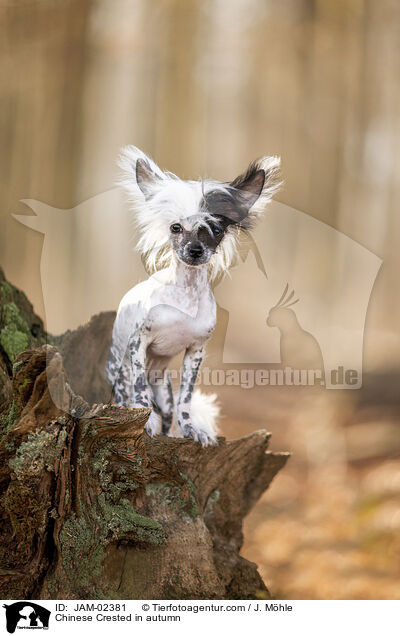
[169,389,220,446]
[190,390,220,444]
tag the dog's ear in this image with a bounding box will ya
[229,156,282,227]
[230,165,265,210]
[118,146,165,200]
[136,158,162,199]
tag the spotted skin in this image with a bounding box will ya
[105,256,217,442]
[177,345,205,439]
[149,369,174,434]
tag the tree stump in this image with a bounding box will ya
[0,270,289,599]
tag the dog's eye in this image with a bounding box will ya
[170,223,183,234]
[210,224,222,237]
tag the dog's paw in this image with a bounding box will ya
[180,421,218,447]
[145,411,161,437]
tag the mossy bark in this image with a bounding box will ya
[0,269,289,600]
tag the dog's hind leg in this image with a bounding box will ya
[128,328,160,436]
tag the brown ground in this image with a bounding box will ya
[216,382,400,599]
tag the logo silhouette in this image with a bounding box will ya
[3,602,50,633]
[14,195,382,390]
[267,284,324,374]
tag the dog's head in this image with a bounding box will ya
[118,146,281,276]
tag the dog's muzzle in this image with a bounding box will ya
[188,243,204,259]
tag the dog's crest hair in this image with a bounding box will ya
[118,145,281,281]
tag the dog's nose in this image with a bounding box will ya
[189,244,204,258]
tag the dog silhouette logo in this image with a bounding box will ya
[3,602,50,633]
[266,284,324,373]
[14,194,382,390]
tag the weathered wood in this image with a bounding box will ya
[0,273,289,600]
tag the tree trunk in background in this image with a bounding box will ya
[0,270,289,600]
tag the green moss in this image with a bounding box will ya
[16,376,32,399]
[4,435,16,452]
[54,434,167,596]
[58,509,103,594]
[46,578,57,598]
[91,447,113,488]
[205,489,220,515]
[12,360,24,374]
[99,494,166,543]
[7,401,17,429]
[57,493,166,597]
[130,455,143,472]
[0,281,14,304]
[90,444,141,503]
[2,302,29,334]
[0,281,47,360]
[0,365,9,384]
[106,475,140,504]
[0,401,18,439]
[77,446,86,466]
[9,427,68,477]
[0,302,30,362]
[0,327,29,362]
[179,472,200,518]
[145,474,199,519]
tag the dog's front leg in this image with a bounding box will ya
[149,370,174,435]
[177,345,216,446]
[128,328,159,437]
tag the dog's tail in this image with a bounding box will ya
[189,390,220,444]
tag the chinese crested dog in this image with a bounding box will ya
[106,146,281,446]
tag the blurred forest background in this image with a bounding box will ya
[1,0,400,599]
